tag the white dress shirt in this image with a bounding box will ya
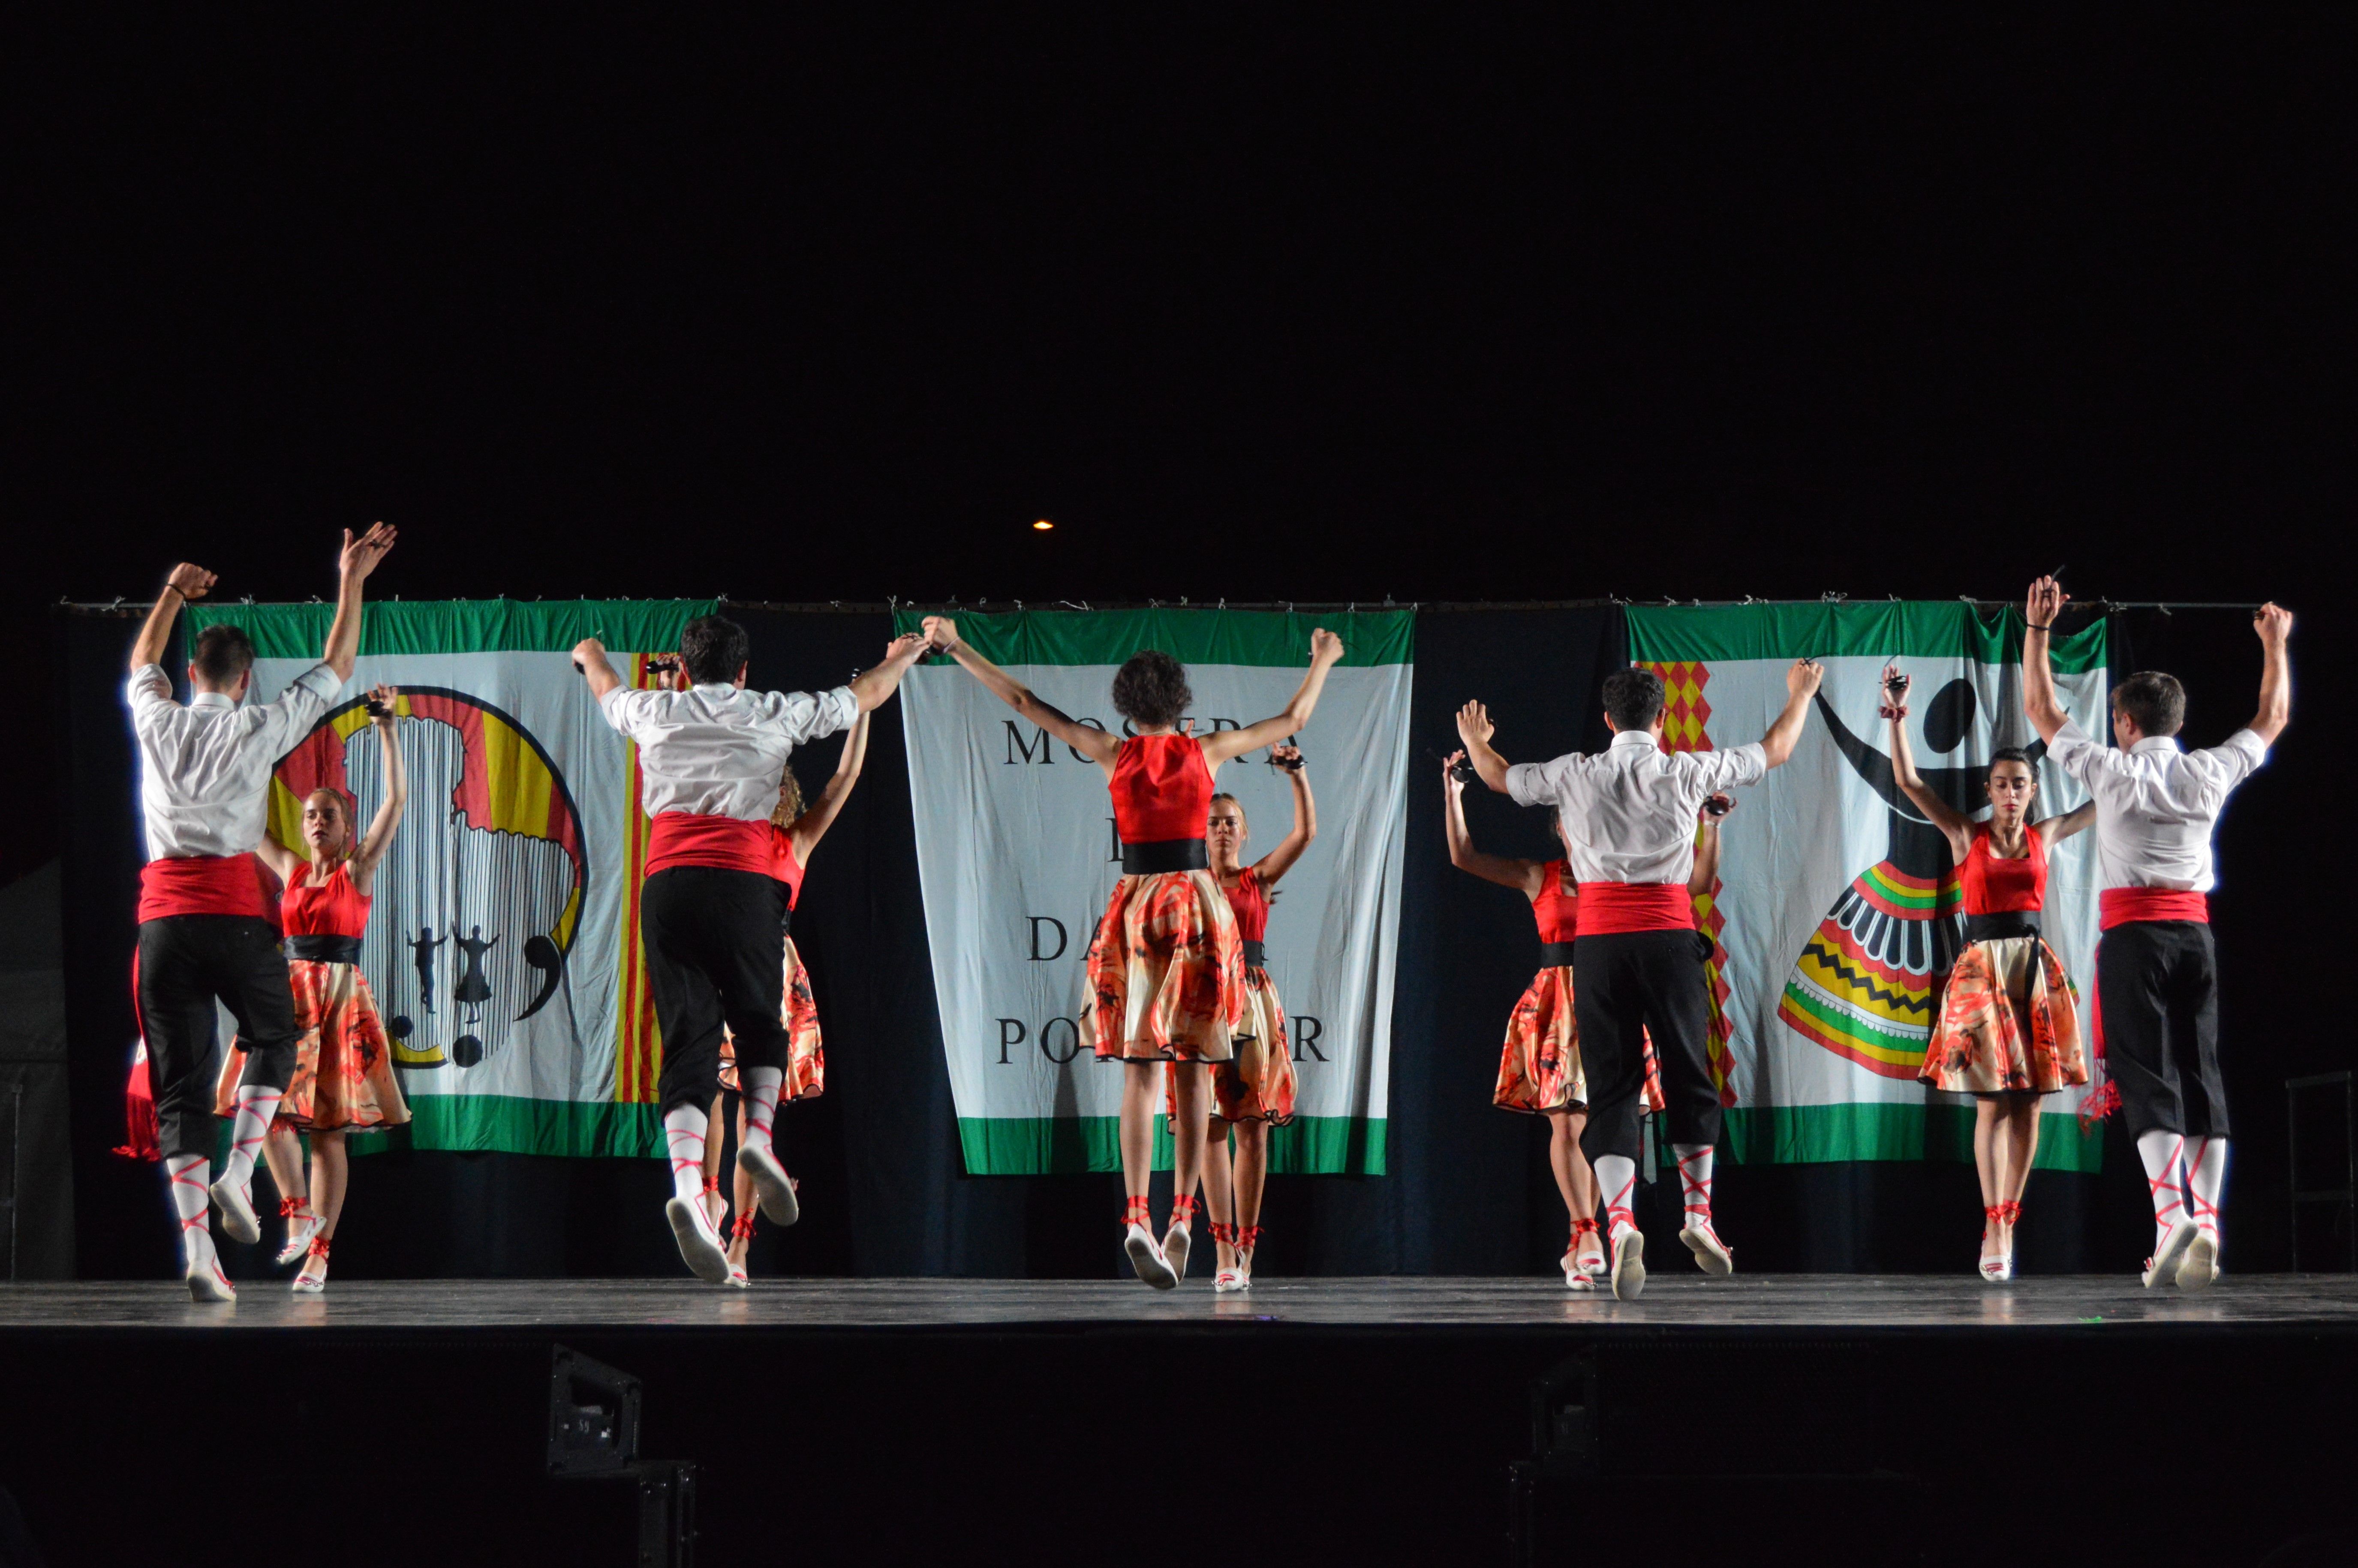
[601,682,858,820]
[1505,729,1767,885]
[127,662,343,861]
[2046,718,2267,892]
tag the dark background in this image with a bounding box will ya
[12,14,2352,1276]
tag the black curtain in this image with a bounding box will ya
[63,602,2316,1280]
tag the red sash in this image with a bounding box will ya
[2098,888,2209,930]
[136,854,274,923]
[645,813,774,878]
[1574,882,1694,935]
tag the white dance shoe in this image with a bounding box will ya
[666,1197,734,1285]
[2176,1230,2221,1291]
[1678,1212,1735,1276]
[184,1258,236,1303]
[277,1214,325,1268]
[737,1145,800,1228]
[1213,1268,1245,1293]
[209,1174,261,1245]
[1125,1223,1178,1290]
[1609,1224,1647,1301]
[1561,1250,1595,1291]
[2142,1219,2199,1289]
[1161,1220,1192,1282]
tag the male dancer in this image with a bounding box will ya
[575,617,928,1282]
[1458,658,1821,1299]
[128,524,397,1299]
[2023,577,2289,1289]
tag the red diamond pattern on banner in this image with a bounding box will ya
[1637,660,1737,1108]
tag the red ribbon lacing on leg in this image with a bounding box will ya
[2144,1137,2187,1268]
[306,1237,331,1260]
[1984,1204,2005,1222]
[1237,1225,1262,1254]
[731,1213,758,1242]
[665,1124,707,1186]
[1604,1171,1638,1234]
[1122,1195,1153,1230]
[1169,1194,1197,1227]
[702,1175,719,1195]
[279,1198,313,1219]
[1998,1200,2022,1225]
[1675,1148,1714,1224]
[2186,1189,2219,1238]
[1208,1221,1236,1247]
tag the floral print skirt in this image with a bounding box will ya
[1919,935,2087,1095]
[1081,870,1243,1063]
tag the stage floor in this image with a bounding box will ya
[6,1272,2355,1332]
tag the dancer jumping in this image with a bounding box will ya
[2022,578,2289,1290]
[125,523,396,1299]
[1885,667,2092,1282]
[218,685,413,1293]
[1458,659,1820,1300]
[701,706,875,1286]
[1444,750,1723,1287]
[924,617,1344,1288]
[577,617,927,1284]
[1179,744,1316,1293]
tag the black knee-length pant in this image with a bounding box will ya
[2099,919,2228,1139]
[134,915,299,1162]
[641,866,792,1117]
[1574,928,1722,1165]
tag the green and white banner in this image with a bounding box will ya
[1625,602,2110,1169]
[896,609,1414,1175]
[186,599,717,1158]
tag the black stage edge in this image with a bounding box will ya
[5,1277,2357,1567]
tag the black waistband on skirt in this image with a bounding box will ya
[778,904,794,936]
[1965,912,2042,942]
[1241,939,1267,970]
[284,934,362,963]
[1538,940,1578,969]
[1121,837,1210,875]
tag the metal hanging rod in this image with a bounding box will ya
[57,596,2271,617]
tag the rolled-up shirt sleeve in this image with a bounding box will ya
[252,662,344,755]
[126,664,172,717]
[766,685,858,746]
[598,685,656,737]
[1504,756,1567,809]
[2196,728,2269,789]
[1696,741,1768,793]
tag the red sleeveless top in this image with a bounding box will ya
[1222,865,1270,942]
[283,861,370,939]
[1109,734,1213,844]
[1960,824,2046,915]
[768,826,806,908]
[1531,860,1580,945]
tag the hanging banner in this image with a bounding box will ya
[896,608,1414,1175]
[184,598,716,1158]
[1624,602,2109,1169]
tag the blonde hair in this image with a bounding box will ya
[771,768,806,828]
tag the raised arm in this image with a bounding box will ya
[1882,667,1974,862]
[1454,701,1514,795]
[848,632,930,713]
[1250,746,1319,885]
[324,524,398,682]
[132,563,215,673]
[2021,577,2070,744]
[352,688,408,891]
[2036,800,2096,845]
[1443,751,1546,896]
[1200,630,1345,766]
[571,638,625,700]
[788,707,872,862]
[922,617,1120,770]
[1688,795,1733,897]
[1759,658,1825,768]
[2248,603,2292,746]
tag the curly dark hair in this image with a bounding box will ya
[1111,649,1192,727]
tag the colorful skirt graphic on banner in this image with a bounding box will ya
[1778,859,1962,1080]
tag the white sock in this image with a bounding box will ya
[166,1155,220,1279]
[740,1067,784,1156]
[223,1084,283,1189]
[664,1105,710,1204]
[2135,1130,2189,1252]
[1673,1143,1715,1230]
[1594,1154,1639,1236]
[2185,1136,2228,1241]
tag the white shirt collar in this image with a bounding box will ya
[189,692,236,712]
[691,682,740,697]
[2130,735,2182,756]
[1608,729,1659,752]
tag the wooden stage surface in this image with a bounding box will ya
[5,1273,2355,1333]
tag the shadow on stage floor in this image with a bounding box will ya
[3,1274,2355,1566]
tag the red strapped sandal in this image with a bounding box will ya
[276,1198,324,1267]
[1122,1195,1177,1291]
[292,1236,331,1296]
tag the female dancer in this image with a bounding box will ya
[1443,750,1726,1287]
[700,707,873,1285]
[1186,746,1315,1292]
[924,616,1344,1288]
[223,685,410,1293]
[1886,667,2092,1282]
